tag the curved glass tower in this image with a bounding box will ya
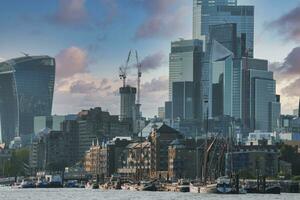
[0,56,55,145]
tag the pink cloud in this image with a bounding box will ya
[55,46,88,79]
[134,0,191,40]
[52,0,87,25]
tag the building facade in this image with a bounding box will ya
[193,0,253,57]
[0,56,55,145]
[149,124,183,178]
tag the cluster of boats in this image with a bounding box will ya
[10,174,281,195]
[89,176,281,194]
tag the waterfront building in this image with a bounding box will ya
[117,141,151,179]
[84,141,109,180]
[0,56,55,145]
[246,131,277,146]
[77,108,111,159]
[149,124,183,179]
[168,139,202,180]
[225,145,279,178]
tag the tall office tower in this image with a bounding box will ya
[193,0,253,57]
[172,81,197,120]
[169,39,203,120]
[248,66,279,132]
[208,23,242,119]
[207,23,280,132]
[0,56,55,145]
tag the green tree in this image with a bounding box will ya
[5,148,29,177]
[279,144,300,175]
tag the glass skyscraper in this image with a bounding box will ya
[0,56,55,144]
[193,0,254,57]
[168,39,203,121]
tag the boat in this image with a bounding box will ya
[85,181,99,189]
[216,177,233,194]
[189,183,200,193]
[45,175,63,188]
[265,185,281,194]
[176,179,190,192]
[245,184,281,194]
[139,181,157,191]
[19,180,36,188]
[200,183,217,193]
[36,179,49,188]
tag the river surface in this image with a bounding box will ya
[0,187,299,200]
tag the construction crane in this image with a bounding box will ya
[119,50,132,87]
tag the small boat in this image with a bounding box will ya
[85,182,99,189]
[176,179,190,192]
[189,183,200,193]
[244,184,281,194]
[20,180,36,188]
[200,183,217,193]
[265,185,281,194]
[36,180,49,188]
[139,181,157,191]
[216,177,233,194]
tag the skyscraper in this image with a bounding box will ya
[0,56,55,145]
[172,81,196,120]
[169,39,203,100]
[168,39,203,121]
[193,0,254,57]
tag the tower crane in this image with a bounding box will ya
[119,50,132,87]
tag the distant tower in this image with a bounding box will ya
[120,86,136,125]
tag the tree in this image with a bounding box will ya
[279,144,300,175]
[4,148,29,177]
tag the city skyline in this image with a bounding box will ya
[0,0,299,117]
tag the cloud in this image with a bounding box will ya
[282,78,300,97]
[269,4,300,41]
[55,46,88,79]
[53,70,168,117]
[142,76,168,93]
[134,0,190,40]
[269,47,300,114]
[140,52,165,72]
[270,47,300,83]
[51,0,88,26]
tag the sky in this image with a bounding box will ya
[0,0,300,117]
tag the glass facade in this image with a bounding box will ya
[193,0,254,57]
[169,39,203,101]
[172,81,195,120]
[0,56,55,144]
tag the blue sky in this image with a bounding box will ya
[0,0,300,117]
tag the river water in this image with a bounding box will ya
[0,188,299,200]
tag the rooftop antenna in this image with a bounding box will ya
[20,52,30,57]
